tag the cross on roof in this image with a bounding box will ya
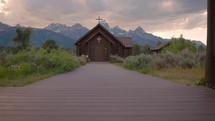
[96,16,103,24]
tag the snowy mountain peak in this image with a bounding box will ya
[46,23,66,29]
[134,26,145,33]
[44,23,89,41]
[113,26,120,29]
[111,26,129,37]
[0,21,205,48]
[100,20,111,31]
[72,23,84,30]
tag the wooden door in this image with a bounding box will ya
[89,36,109,61]
[94,46,105,61]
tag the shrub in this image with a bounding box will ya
[0,48,81,80]
[122,48,203,71]
[123,54,154,70]
[151,54,166,69]
[138,54,153,69]
[78,55,88,65]
[178,49,196,68]
[19,63,33,76]
[0,51,8,64]
[42,49,80,72]
[0,66,9,78]
[163,51,179,67]
[110,55,125,63]
[123,56,141,69]
[196,77,206,86]
[196,52,206,65]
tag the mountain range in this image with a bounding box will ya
[0,21,205,48]
[0,22,74,48]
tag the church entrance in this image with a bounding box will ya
[75,24,133,62]
[89,35,109,61]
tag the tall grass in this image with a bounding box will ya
[0,48,82,86]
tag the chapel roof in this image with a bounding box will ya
[117,37,133,48]
[75,24,133,48]
[150,42,170,51]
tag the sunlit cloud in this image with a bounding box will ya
[161,0,173,9]
[0,0,9,15]
[0,0,207,44]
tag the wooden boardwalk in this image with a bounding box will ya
[0,63,215,121]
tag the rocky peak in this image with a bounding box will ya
[71,23,84,30]
[100,20,111,31]
[134,26,145,33]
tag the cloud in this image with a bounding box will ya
[105,0,207,31]
[0,0,207,31]
[85,0,110,12]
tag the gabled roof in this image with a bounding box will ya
[150,42,170,51]
[117,37,133,48]
[75,24,132,48]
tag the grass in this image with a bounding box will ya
[114,63,205,86]
[151,66,205,86]
[0,72,56,87]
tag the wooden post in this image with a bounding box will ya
[206,0,215,88]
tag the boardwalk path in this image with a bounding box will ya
[0,63,215,121]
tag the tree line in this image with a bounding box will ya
[132,35,206,55]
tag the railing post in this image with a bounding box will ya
[206,0,215,88]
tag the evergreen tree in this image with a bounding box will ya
[13,27,32,50]
[13,28,23,46]
[42,39,58,50]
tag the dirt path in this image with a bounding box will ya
[0,63,215,121]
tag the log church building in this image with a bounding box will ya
[75,23,133,62]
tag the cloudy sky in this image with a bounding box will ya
[0,0,207,44]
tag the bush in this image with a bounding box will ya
[0,66,10,78]
[123,54,154,70]
[0,51,8,64]
[163,51,179,67]
[151,54,166,69]
[196,77,206,86]
[138,54,154,69]
[196,52,206,65]
[123,56,141,69]
[0,48,81,80]
[110,55,125,63]
[78,55,88,65]
[122,49,203,72]
[19,63,33,76]
[178,49,196,68]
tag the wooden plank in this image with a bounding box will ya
[0,63,215,121]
